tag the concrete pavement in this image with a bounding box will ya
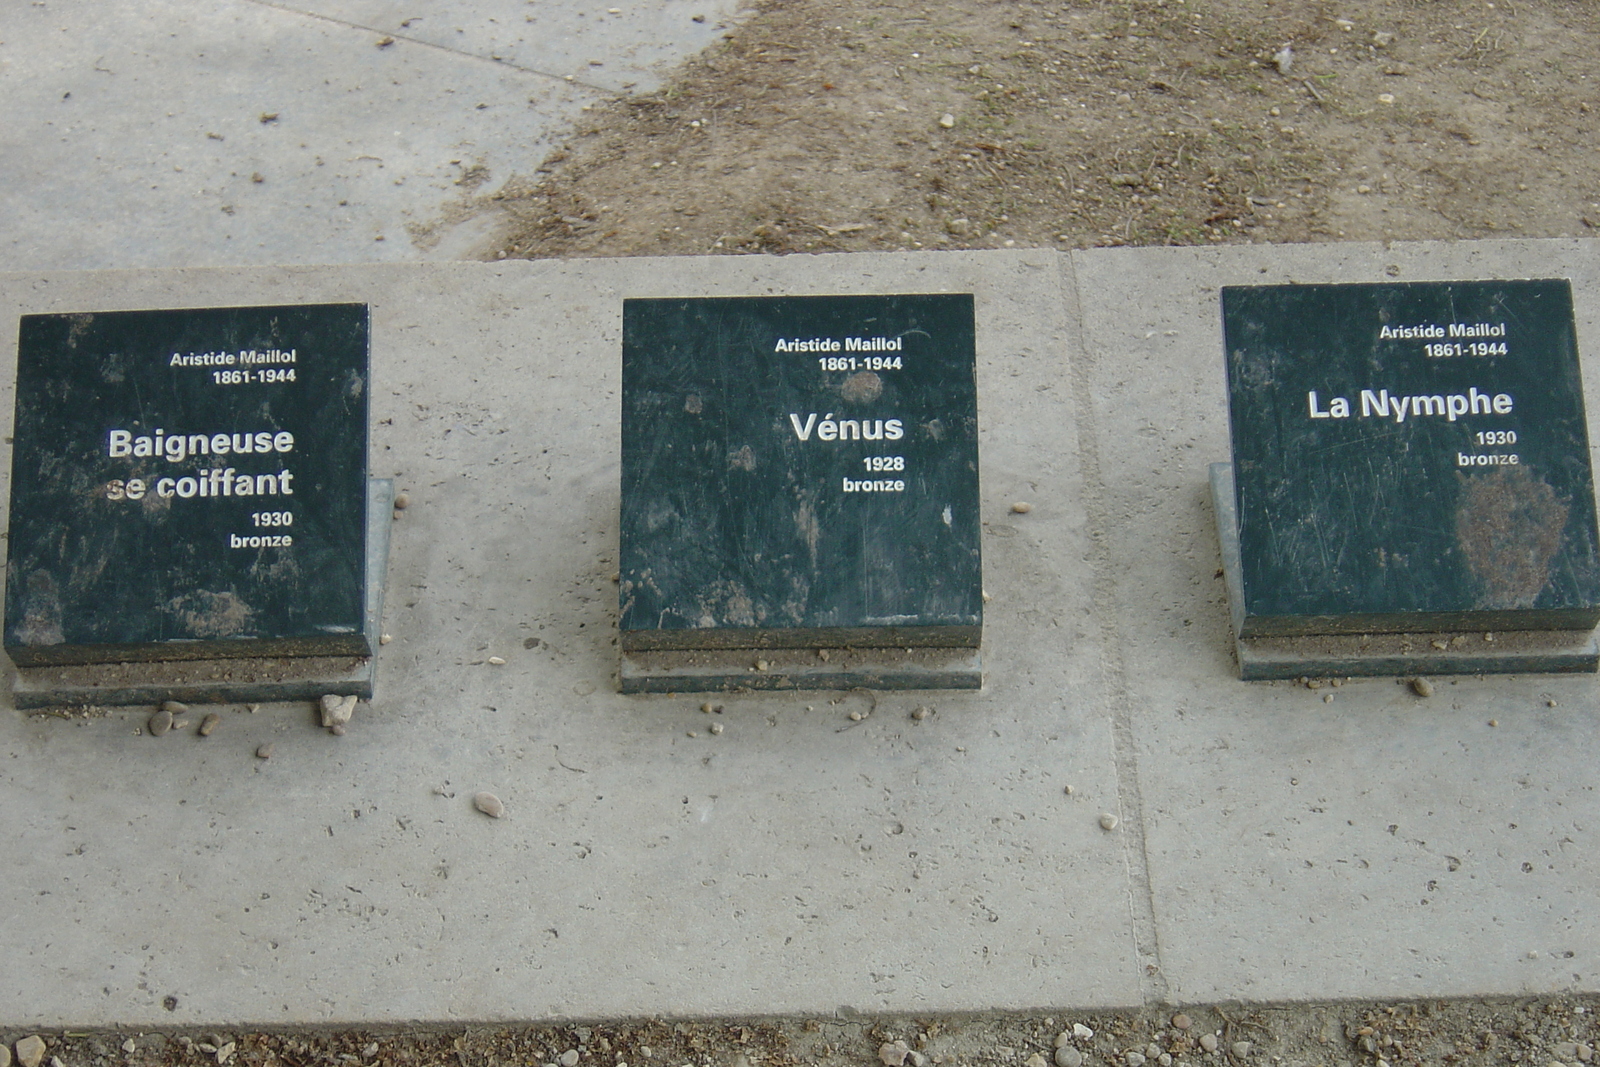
[3,240,1599,1026]
[0,0,743,270]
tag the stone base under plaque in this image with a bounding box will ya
[10,479,394,710]
[620,644,982,694]
[1211,463,1599,680]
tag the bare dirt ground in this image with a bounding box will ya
[478,0,1600,258]
[18,996,1600,1067]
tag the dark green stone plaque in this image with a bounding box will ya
[6,304,371,666]
[1223,279,1600,637]
[620,293,981,651]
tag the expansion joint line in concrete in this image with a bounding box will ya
[1056,251,1170,1005]
[242,0,623,95]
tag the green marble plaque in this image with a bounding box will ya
[1223,279,1600,637]
[6,304,371,665]
[621,293,981,651]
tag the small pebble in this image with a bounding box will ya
[15,1038,45,1067]
[1063,784,1074,795]
[247,703,260,713]
[1157,1056,1171,1067]
[330,724,346,736]
[849,710,864,721]
[1171,1013,1191,1030]
[687,730,699,738]
[1073,1024,1094,1041]
[393,491,411,510]
[1024,1055,1046,1067]
[1489,719,1498,727]
[754,659,770,671]
[911,705,930,721]
[1323,692,1334,703]
[123,1040,138,1054]
[473,792,505,818]
[1010,501,1033,514]
[938,113,955,128]
[1411,677,1434,698]
[879,1043,910,1067]
[1099,812,1119,831]
[163,699,189,714]
[148,708,173,736]
[1053,1034,1071,1050]
[199,712,221,737]
[488,656,506,666]
[256,743,275,759]
[560,1052,580,1067]
[379,633,393,645]
[320,692,357,728]
[1548,699,1558,708]
[1125,1053,1145,1067]
[1231,1042,1252,1059]
[1054,1050,1082,1067]
[216,1042,236,1065]
[709,722,724,735]
[1198,1034,1219,1053]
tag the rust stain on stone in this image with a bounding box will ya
[164,590,255,638]
[839,370,883,404]
[1455,466,1568,609]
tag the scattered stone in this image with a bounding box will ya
[754,659,770,671]
[256,743,275,759]
[1231,1042,1252,1059]
[1010,501,1033,514]
[1053,1034,1071,1050]
[709,722,724,735]
[199,712,221,736]
[1025,1054,1047,1067]
[320,693,357,728]
[216,1043,236,1066]
[330,724,346,736]
[0,1048,9,1067]
[488,656,506,665]
[15,1037,45,1067]
[163,699,189,714]
[1073,1024,1094,1041]
[1171,1013,1192,1030]
[1099,812,1119,831]
[907,1054,925,1067]
[1053,1049,1082,1067]
[379,633,393,645]
[148,708,174,736]
[880,1044,911,1067]
[1411,677,1434,697]
[1124,1053,1145,1067]
[1372,30,1395,47]
[559,1053,580,1067]
[1109,173,1141,187]
[1272,45,1294,73]
[1556,1046,1580,1061]
[473,791,505,818]
[50,1058,65,1067]
[247,703,260,713]
[1157,1056,1171,1067]
[393,491,411,510]
[1198,1034,1219,1053]
[946,217,972,236]
[849,710,864,722]
[1145,1044,1161,1058]
[122,1040,137,1054]
[938,113,955,129]
[911,705,930,721]
[1062,784,1074,795]
[1577,1043,1593,1062]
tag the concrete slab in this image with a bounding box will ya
[1068,238,1600,1003]
[5,242,1600,1028]
[0,252,1138,1027]
[0,0,743,271]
